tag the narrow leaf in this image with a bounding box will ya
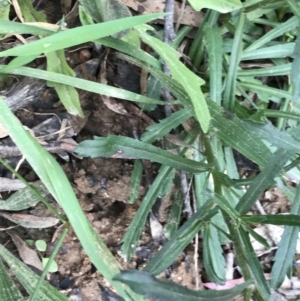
[135,24,211,133]
[241,214,300,226]
[0,13,166,57]
[75,135,213,173]
[114,270,252,301]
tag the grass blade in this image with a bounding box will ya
[0,14,166,57]
[135,24,211,133]
[75,135,213,173]
[114,270,252,301]
[223,11,245,111]
[3,66,166,105]
[204,23,223,105]
[0,96,145,301]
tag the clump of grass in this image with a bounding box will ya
[0,0,300,300]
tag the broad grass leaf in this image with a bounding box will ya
[135,24,211,133]
[75,135,212,173]
[244,16,298,52]
[188,0,242,13]
[114,270,252,301]
[291,28,300,104]
[223,12,245,111]
[2,65,166,105]
[241,43,295,60]
[0,13,166,57]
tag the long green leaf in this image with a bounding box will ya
[114,270,252,301]
[0,13,166,57]
[204,23,223,105]
[0,20,53,35]
[241,43,295,60]
[188,0,242,13]
[0,96,144,301]
[238,64,291,77]
[223,11,245,111]
[290,28,300,103]
[241,214,300,226]
[135,24,211,133]
[2,66,165,105]
[75,135,213,173]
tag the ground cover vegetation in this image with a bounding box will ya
[1,0,300,300]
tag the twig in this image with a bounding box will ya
[0,140,77,158]
[164,0,176,42]
[163,0,176,117]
